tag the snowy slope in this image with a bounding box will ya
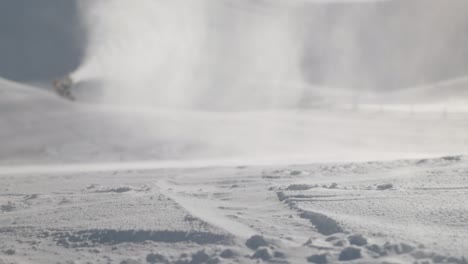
[1,80,468,263]
[3,78,468,167]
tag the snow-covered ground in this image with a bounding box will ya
[1,156,467,263]
[1,79,468,263]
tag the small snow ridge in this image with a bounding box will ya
[286,184,317,191]
[347,234,367,246]
[96,186,132,193]
[417,155,465,165]
[92,185,151,193]
[146,253,169,264]
[307,253,327,264]
[53,229,232,247]
[1,202,15,212]
[338,247,361,261]
[252,247,272,261]
[245,235,268,250]
[376,183,394,190]
[300,211,344,235]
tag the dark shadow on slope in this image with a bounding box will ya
[0,0,85,83]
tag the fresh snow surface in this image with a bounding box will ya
[1,158,467,263]
[1,80,467,263]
